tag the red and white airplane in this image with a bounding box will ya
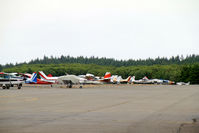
[98,72,112,83]
[38,71,112,84]
[38,71,58,83]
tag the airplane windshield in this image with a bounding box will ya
[0,74,10,79]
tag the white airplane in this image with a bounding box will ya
[119,76,132,84]
[85,73,95,80]
[131,76,154,84]
[39,71,87,87]
[176,82,190,85]
[78,74,102,85]
[57,74,83,88]
[151,79,164,84]
[111,75,120,84]
[111,76,132,84]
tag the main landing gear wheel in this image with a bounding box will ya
[67,81,72,88]
[6,86,10,89]
[18,84,22,89]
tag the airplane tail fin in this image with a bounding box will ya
[127,76,131,82]
[143,76,149,80]
[38,71,48,80]
[132,76,135,81]
[104,72,111,79]
[47,74,53,77]
[31,72,37,83]
[186,82,190,85]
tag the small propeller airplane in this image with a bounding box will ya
[98,72,112,83]
[25,72,54,84]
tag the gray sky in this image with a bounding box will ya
[0,0,199,65]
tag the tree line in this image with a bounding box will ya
[1,55,199,84]
[1,54,199,69]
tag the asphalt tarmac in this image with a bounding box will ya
[0,85,199,133]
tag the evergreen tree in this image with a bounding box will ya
[0,65,2,71]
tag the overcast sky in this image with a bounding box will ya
[0,0,199,65]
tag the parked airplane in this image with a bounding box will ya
[38,71,58,83]
[176,82,190,85]
[151,79,164,84]
[19,73,32,79]
[57,74,85,88]
[161,80,175,85]
[131,76,154,84]
[111,75,131,84]
[111,75,120,84]
[38,71,87,87]
[98,72,111,83]
[119,76,132,84]
[25,72,54,84]
[78,74,101,84]
[131,76,176,85]
[85,73,95,80]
